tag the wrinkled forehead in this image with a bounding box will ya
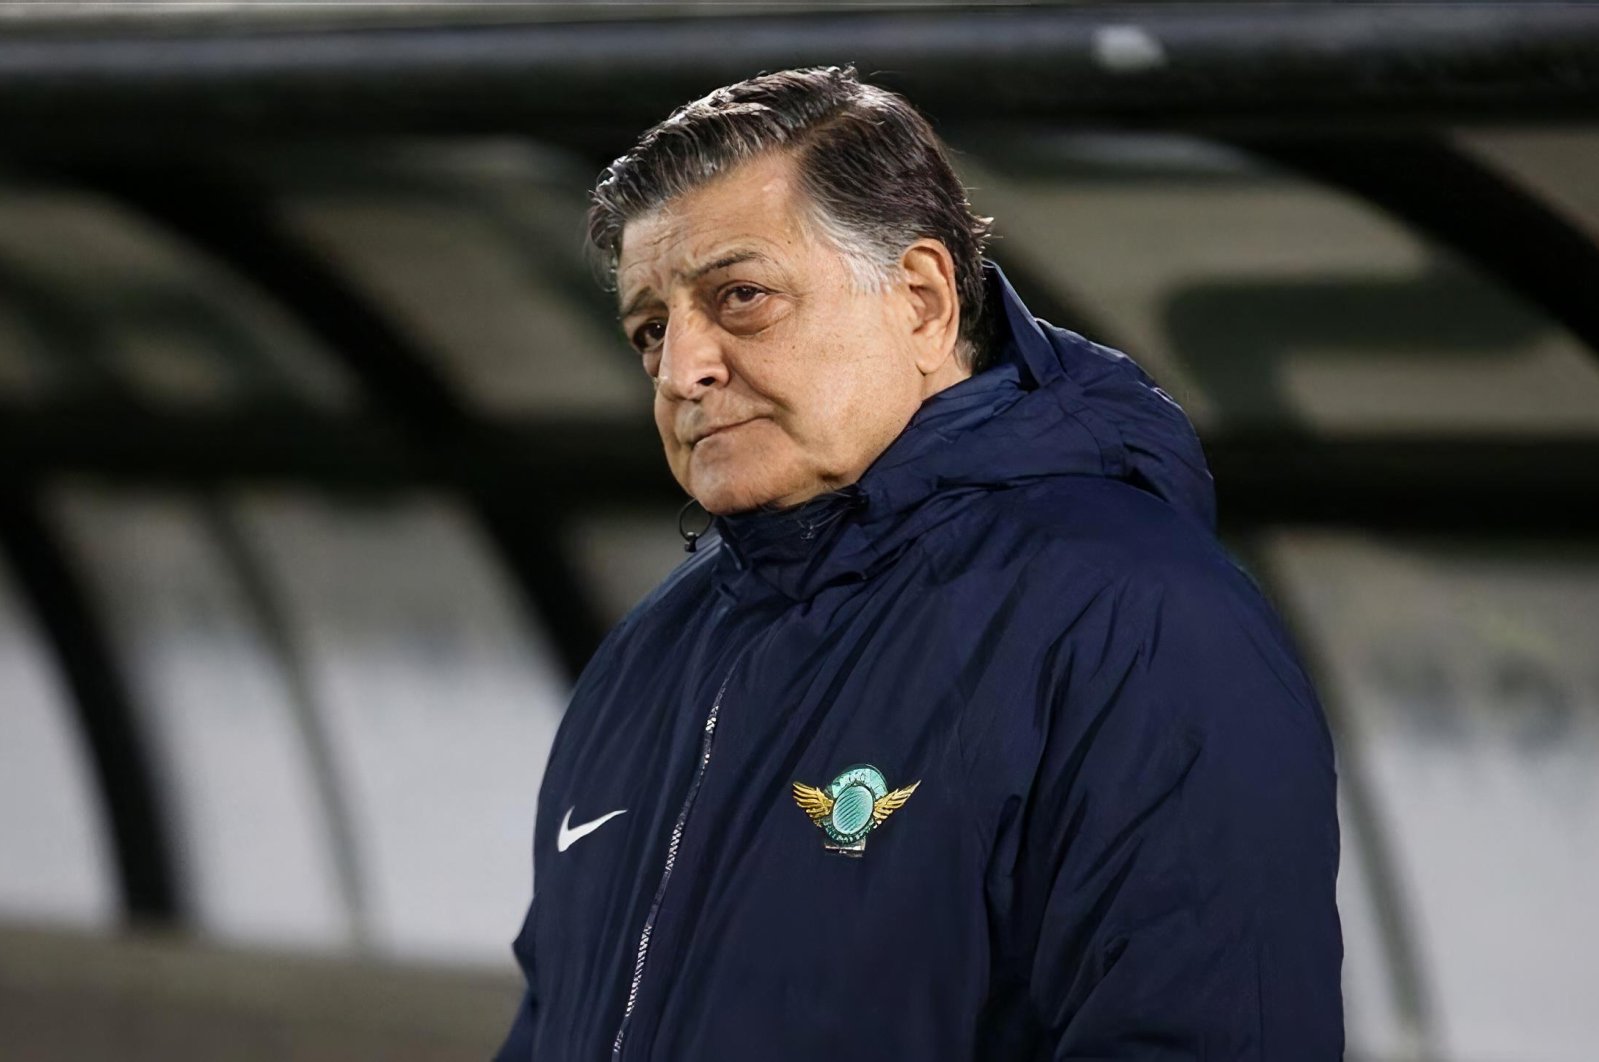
[614,153,813,306]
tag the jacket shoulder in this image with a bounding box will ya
[622,533,724,624]
[978,476,1239,596]
[572,534,723,678]
[959,477,1318,726]
[954,477,1332,825]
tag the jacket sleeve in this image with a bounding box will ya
[493,989,534,1061]
[984,561,1343,1059]
[493,895,540,1060]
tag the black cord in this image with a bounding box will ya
[678,497,712,553]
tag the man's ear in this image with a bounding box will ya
[899,239,962,375]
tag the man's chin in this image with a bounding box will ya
[694,489,779,517]
[689,474,810,517]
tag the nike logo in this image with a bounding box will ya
[557,806,628,853]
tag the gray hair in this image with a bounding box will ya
[586,66,997,371]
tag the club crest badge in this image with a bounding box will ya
[791,764,919,856]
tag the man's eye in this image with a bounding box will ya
[630,320,666,352]
[721,284,765,308]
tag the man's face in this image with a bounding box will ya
[616,152,941,515]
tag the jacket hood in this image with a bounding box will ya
[714,261,1214,600]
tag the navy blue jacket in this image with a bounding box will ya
[497,264,1342,1060]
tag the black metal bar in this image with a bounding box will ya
[76,171,472,431]
[0,483,181,924]
[6,404,1598,537]
[4,5,1599,142]
[1207,433,1599,536]
[0,406,673,504]
[51,164,614,679]
[0,406,416,489]
[1232,134,1599,368]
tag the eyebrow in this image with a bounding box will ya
[618,249,772,321]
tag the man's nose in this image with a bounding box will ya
[656,315,728,401]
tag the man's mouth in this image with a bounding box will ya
[689,419,754,446]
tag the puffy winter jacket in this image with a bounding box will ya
[496,263,1343,1060]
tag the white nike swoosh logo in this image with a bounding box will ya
[557,806,628,853]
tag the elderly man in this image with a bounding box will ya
[497,67,1341,1060]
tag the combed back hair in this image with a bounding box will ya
[587,65,998,371]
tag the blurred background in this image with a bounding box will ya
[1,2,1596,1059]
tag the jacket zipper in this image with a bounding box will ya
[611,661,737,1060]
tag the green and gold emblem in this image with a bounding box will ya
[792,764,919,856]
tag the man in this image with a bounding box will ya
[498,67,1341,1060]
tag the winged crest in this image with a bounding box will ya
[791,767,920,855]
[870,780,920,824]
[791,781,835,825]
